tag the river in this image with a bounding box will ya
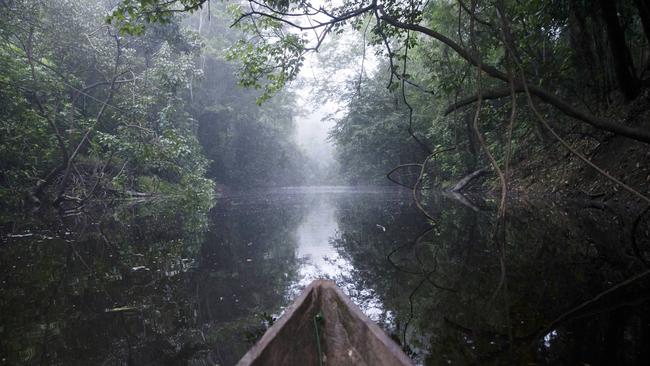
[1,186,649,365]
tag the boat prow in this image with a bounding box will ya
[237,280,414,366]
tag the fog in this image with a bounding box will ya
[293,99,337,173]
[291,28,380,184]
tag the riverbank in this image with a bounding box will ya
[474,95,650,208]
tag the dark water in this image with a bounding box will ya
[1,186,649,365]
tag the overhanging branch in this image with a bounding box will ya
[444,86,520,115]
[378,11,650,144]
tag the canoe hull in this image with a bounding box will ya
[237,280,414,366]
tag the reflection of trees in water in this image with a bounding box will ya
[331,193,650,365]
[191,193,306,365]
[329,191,433,342]
[3,192,648,365]
[1,194,306,365]
[0,190,307,366]
[0,199,211,365]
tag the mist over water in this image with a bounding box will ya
[290,28,380,185]
[292,99,337,182]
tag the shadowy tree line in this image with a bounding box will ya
[0,0,311,209]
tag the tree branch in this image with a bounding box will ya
[378,11,650,144]
[444,86,520,115]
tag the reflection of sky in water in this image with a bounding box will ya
[217,186,399,328]
[283,187,390,323]
[294,198,342,282]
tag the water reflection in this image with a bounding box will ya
[331,193,650,365]
[294,195,346,285]
[1,188,649,365]
[288,187,409,322]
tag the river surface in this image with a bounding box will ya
[1,186,649,365]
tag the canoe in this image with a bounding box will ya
[237,280,414,366]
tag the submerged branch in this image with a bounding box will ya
[386,163,422,189]
[450,167,488,193]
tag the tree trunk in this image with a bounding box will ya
[568,0,598,96]
[635,0,650,46]
[464,112,478,172]
[598,0,640,100]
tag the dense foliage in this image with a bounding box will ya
[0,0,212,206]
[184,7,308,187]
[324,0,650,187]
[108,0,650,193]
[0,0,309,208]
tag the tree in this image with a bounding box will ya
[109,0,650,144]
[182,3,309,187]
[0,0,214,206]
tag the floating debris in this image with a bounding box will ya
[7,233,34,238]
[105,306,138,313]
